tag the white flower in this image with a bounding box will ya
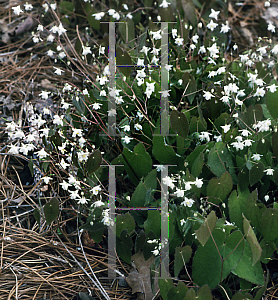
[199,132,212,142]
[268,23,275,33]
[46,49,55,57]
[172,29,178,38]
[82,46,92,56]
[267,84,278,93]
[254,87,265,97]
[180,219,186,226]
[140,46,150,55]
[92,103,102,110]
[9,145,19,155]
[264,168,274,175]
[93,12,105,20]
[162,176,175,189]
[181,197,195,207]
[92,200,105,207]
[156,165,166,172]
[24,3,33,10]
[53,115,64,126]
[108,109,117,117]
[37,24,44,32]
[209,8,220,20]
[122,125,130,132]
[244,139,253,147]
[198,46,206,54]
[164,64,173,71]
[72,128,83,138]
[175,37,184,46]
[39,91,50,99]
[220,23,230,33]
[159,0,170,8]
[192,35,199,43]
[134,123,142,131]
[42,176,52,184]
[271,45,278,55]
[150,30,162,40]
[264,195,270,202]
[70,190,80,200]
[54,67,64,75]
[36,148,49,159]
[122,136,133,144]
[221,124,231,133]
[251,154,262,161]
[174,189,185,197]
[12,5,23,15]
[60,158,70,170]
[126,13,133,19]
[194,178,203,188]
[203,91,215,100]
[50,3,57,10]
[207,20,218,31]
[137,58,144,66]
[123,4,128,10]
[240,129,251,137]
[46,34,55,43]
[257,46,267,55]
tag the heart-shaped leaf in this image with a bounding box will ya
[44,198,59,225]
[170,110,189,139]
[86,149,102,174]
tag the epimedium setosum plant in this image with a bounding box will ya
[5,0,278,298]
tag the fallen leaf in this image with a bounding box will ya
[126,252,159,300]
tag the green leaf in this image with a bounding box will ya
[129,169,157,207]
[122,143,152,185]
[116,46,133,77]
[59,1,74,13]
[266,88,278,119]
[170,110,189,139]
[159,278,174,300]
[135,230,146,253]
[243,215,262,265]
[244,189,266,230]
[152,134,182,164]
[193,229,244,289]
[34,208,41,227]
[144,210,161,238]
[206,172,233,204]
[232,240,264,285]
[116,234,132,264]
[191,152,204,178]
[197,285,213,300]
[228,189,249,232]
[180,0,197,26]
[260,208,278,242]
[207,142,235,181]
[195,211,217,246]
[82,222,104,243]
[174,246,192,277]
[182,73,197,104]
[249,162,264,186]
[86,150,102,175]
[116,213,135,238]
[28,158,34,177]
[44,198,59,225]
[272,132,278,160]
[167,281,188,300]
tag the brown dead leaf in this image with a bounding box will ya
[126,252,159,300]
[40,79,56,91]
[9,16,38,37]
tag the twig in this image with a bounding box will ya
[54,232,111,300]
